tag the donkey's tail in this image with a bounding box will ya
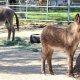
[14,12,19,31]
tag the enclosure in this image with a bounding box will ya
[0,0,80,80]
[0,0,80,22]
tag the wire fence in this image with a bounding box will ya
[0,0,80,22]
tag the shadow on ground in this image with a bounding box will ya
[0,48,67,75]
[0,39,80,77]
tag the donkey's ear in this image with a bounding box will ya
[75,13,79,21]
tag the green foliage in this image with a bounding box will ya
[32,48,39,52]
[0,37,40,52]
[3,37,30,46]
[24,8,80,21]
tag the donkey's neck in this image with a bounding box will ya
[70,22,79,33]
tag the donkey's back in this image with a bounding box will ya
[41,25,67,50]
[0,6,19,41]
[0,6,14,22]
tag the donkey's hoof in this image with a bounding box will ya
[41,71,46,74]
[67,73,74,77]
[49,71,54,75]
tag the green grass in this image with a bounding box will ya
[1,37,30,46]
[0,37,40,52]
[16,8,80,21]
[26,12,78,21]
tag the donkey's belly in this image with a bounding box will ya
[49,45,65,51]
[0,21,5,25]
[53,46,65,51]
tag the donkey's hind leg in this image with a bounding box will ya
[47,50,54,75]
[7,26,15,41]
[41,47,46,74]
[8,28,11,40]
[41,46,53,74]
[11,26,15,41]
[41,57,46,74]
[5,21,11,40]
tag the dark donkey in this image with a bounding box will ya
[0,6,19,41]
[41,14,80,76]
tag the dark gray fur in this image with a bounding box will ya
[0,6,19,41]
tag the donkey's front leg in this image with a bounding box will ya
[47,58,54,75]
[67,54,74,76]
[47,51,54,75]
[12,29,15,41]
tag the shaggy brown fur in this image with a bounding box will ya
[41,14,80,76]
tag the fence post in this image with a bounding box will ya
[46,0,48,20]
[68,0,70,22]
[26,0,28,19]
[6,0,8,6]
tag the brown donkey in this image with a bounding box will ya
[0,6,19,41]
[41,14,80,76]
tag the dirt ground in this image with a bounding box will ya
[0,24,80,80]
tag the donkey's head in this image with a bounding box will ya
[75,13,80,23]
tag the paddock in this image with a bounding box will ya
[0,0,80,80]
[0,22,79,80]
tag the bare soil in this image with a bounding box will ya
[0,24,79,80]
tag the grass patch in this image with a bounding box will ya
[0,37,30,47]
[26,12,78,21]
[24,7,80,21]
[0,37,41,52]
